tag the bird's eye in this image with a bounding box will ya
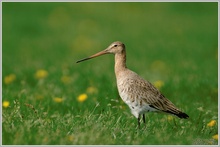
[114,44,118,47]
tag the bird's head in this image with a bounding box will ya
[76,41,125,63]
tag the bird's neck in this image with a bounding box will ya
[114,52,127,77]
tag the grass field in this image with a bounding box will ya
[2,2,218,145]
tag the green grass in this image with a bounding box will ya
[2,2,218,145]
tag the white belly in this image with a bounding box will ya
[117,83,158,118]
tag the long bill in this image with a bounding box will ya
[76,50,108,63]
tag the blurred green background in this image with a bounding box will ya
[2,2,218,145]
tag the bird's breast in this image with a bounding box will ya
[116,77,140,105]
[116,75,158,116]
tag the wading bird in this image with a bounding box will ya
[76,41,189,129]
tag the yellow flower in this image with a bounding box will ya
[86,86,98,94]
[207,120,216,127]
[35,69,48,79]
[61,75,72,84]
[3,101,10,108]
[212,134,218,140]
[4,74,16,85]
[167,115,173,121]
[77,94,88,102]
[67,135,74,142]
[53,97,63,103]
[153,80,164,89]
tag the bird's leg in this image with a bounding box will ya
[143,114,146,124]
[138,115,141,129]
[143,114,146,128]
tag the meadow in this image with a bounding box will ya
[2,2,218,145]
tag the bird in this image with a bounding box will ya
[76,41,189,129]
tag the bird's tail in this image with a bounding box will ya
[165,110,189,119]
[148,96,189,119]
[161,98,189,119]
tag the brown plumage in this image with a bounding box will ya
[76,41,189,129]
